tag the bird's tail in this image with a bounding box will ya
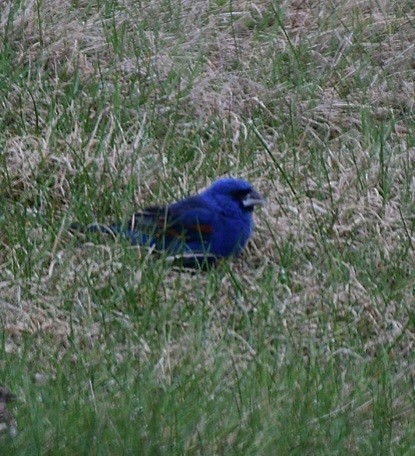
[69,222,152,246]
[69,222,219,269]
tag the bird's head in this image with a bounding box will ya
[204,178,265,213]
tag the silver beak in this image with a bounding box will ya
[242,189,265,208]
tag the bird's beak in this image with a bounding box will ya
[242,189,265,208]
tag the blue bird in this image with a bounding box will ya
[71,178,264,267]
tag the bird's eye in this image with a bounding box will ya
[230,189,251,201]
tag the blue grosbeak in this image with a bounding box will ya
[71,178,264,267]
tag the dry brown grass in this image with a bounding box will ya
[1,0,415,397]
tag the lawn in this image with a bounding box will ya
[1,0,415,454]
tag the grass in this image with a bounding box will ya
[1,0,415,453]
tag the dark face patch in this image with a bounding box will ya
[229,188,251,202]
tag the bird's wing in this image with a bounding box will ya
[128,196,216,248]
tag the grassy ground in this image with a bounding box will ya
[1,0,415,454]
